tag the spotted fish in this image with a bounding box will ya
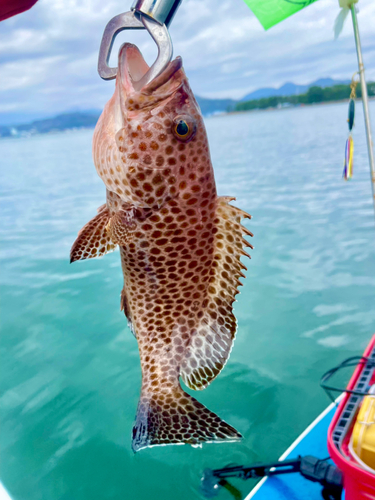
[71,43,253,452]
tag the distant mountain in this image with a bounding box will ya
[0,112,100,138]
[241,78,350,101]
[195,97,236,115]
[0,111,57,126]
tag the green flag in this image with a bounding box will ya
[243,0,320,30]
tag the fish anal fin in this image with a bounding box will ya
[180,196,252,391]
[132,382,241,452]
[70,206,116,263]
[181,312,236,391]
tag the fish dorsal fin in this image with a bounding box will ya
[70,205,116,262]
[180,196,253,391]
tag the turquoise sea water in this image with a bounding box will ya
[1,101,375,500]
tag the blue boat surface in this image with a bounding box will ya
[0,484,12,500]
[245,400,339,500]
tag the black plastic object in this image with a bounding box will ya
[320,355,374,403]
[348,98,355,131]
[201,455,343,500]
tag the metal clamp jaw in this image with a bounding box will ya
[98,0,182,89]
[131,0,182,26]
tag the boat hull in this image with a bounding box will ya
[246,400,339,500]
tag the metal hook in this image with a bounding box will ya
[135,15,173,91]
[97,10,173,89]
[98,11,143,81]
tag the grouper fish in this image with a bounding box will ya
[70,43,253,452]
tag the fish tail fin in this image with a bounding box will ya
[131,382,241,452]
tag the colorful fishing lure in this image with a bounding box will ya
[343,76,357,181]
[343,133,354,180]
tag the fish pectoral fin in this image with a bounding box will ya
[106,209,136,246]
[70,206,116,263]
[180,196,252,391]
[131,383,241,452]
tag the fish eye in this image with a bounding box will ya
[176,120,189,137]
[172,115,196,142]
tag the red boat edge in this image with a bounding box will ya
[328,334,375,500]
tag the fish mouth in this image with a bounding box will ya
[118,43,182,96]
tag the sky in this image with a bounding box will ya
[0,0,374,124]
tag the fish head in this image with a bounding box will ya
[93,43,212,209]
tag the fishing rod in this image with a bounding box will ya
[348,1,375,219]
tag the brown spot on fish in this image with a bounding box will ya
[152,174,163,185]
[155,156,164,167]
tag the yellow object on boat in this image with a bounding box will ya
[352,390,375,470]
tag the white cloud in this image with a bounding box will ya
[0,0,374,122]
[0,56,65,91]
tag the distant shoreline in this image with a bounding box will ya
[233,81,375,114]
[2,79,373,138]
[225,96,375,117]
[1,97,374,139]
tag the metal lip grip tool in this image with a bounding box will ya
[98,0,182,89]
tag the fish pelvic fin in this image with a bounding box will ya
[180,196,252,391]
[131,381,241,452]
[70,205,116,263]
